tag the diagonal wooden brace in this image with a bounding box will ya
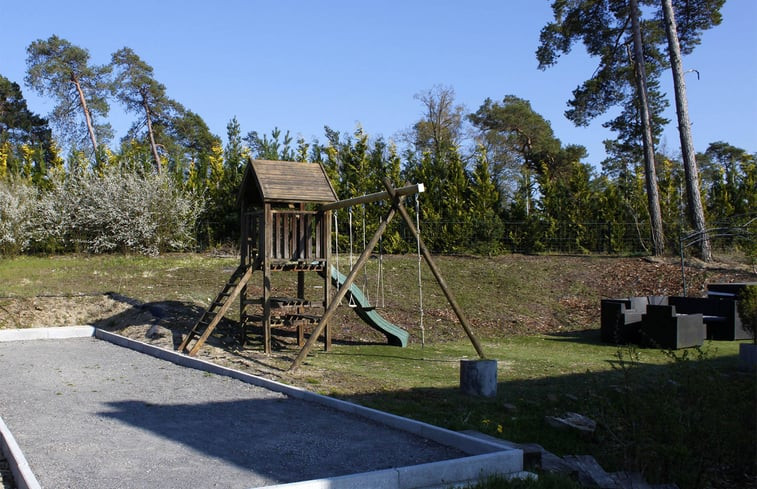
[289,194,403,371]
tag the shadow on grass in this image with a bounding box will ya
[541,329,606,346]
[340,351,755,489]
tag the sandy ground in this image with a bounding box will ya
[0,294,131,330]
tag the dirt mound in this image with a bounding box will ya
[0,294,130,329]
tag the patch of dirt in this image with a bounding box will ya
[0,294,131,329]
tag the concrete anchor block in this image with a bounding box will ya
[460,359,497,398]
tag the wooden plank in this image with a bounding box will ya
[323,210,332,350]
[264,204,273,354]
[321,183,424,211]
[187,265,254,356]
[313,214,320,260]
[304,214,313,260]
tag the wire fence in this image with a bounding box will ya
[393,217,756,256]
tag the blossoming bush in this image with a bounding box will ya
[0,180,36,254]
[2,168,204,255]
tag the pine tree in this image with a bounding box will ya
[469,146,503,253]
[25,35,112,162]
[660,0,725,261]
[111,47,180,174]
[537,0,667,254]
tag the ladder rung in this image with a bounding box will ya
[270,297,311,308]
[179,263,255,356]
[286,314,320,323]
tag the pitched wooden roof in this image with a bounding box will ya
[239,159,338,207]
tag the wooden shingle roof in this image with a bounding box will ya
[239,159,338,207]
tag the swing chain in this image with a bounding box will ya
[416,196,425,348]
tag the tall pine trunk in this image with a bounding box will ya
[630,0,665,255]
[661,0,712,261]
[72,74,99,159]
[143,97,162,174]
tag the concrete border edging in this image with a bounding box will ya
[0,327,95,489]
[0,416,41,489]
[0,325,95,342]
[260,451,518,489]
[1,327,523,489]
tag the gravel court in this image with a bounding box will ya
[0,336,468,489]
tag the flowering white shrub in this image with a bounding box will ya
[0,180,36,254]
[2,168,204,255]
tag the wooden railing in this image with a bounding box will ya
[244,209,328,263]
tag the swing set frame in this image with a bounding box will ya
[197,158,484,370]
[290,177,485,370]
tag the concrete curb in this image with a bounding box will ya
[0,416,41,489]
[0,325,95,341]
[261,451,519,489]
[0,327,523,489]
[0,327,96,489]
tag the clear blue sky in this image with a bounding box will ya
[1,0,755,167]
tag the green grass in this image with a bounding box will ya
[0,253,236,304]
[306,334,754,486]
[461,473,581,489]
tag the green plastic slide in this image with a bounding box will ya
[330,266,409,347]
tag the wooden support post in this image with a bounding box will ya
[240,203,249,344]
[289,201,401,371]
[263,203,273,354]
[382,178,486,360]
[323,209,332,350]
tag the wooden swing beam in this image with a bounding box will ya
[289,179,485,371]
[320,183,425,211]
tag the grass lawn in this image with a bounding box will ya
[305,334,753,489]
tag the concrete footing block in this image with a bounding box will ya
[460,359,497,398]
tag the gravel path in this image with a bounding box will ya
[0,337,464,489]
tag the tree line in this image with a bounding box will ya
[1,1,755,259]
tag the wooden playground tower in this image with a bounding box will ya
[178,158,484,370]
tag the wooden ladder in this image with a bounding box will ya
[178,263,255,356]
